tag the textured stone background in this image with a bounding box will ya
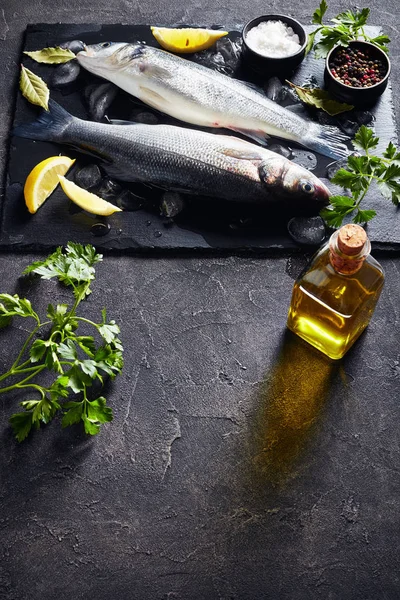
[0,2,400,599]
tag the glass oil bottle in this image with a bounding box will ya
[287,224,385,360]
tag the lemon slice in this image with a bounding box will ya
[24,156,76,214]
[151,27,228,53]
[58,176,122,216]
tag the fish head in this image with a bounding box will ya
[77,42,146,76]
[259,158,331,208]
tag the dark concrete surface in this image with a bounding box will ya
[0,2,399,599]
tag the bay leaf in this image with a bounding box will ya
[287,81,354,116]
[20,65,49,111]
[24,46,75,64]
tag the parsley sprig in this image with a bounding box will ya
[0,243,123,442]
[320,126,400,228]
[306,0,391,58]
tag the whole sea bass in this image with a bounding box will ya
[76,42,349,160]
[13,100,330,210]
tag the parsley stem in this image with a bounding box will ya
[9,319,52,371]
[0,365,46,394]
[74,317,98,328]
[10,324,41,370]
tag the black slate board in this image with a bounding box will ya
[1,23,399,252]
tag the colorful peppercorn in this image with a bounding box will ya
[329,46,387,88]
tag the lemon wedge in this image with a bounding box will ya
[24,156,75,214]
[58,176,122,216]
[151,27,228,54]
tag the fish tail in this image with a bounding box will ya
[302,123,350,160]
[12,99,75,143]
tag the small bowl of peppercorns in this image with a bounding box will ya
[324,40,390,107]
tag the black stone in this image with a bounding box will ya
[287,215,326,245]
[50,61,81,87]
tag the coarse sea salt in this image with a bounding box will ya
[246,20,302,58]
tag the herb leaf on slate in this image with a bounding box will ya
[321,126,400,227]
[0,243,124,442]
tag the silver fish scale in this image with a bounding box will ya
[129,47,310,138]
[67,119,272,202]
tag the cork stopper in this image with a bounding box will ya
[329,224,370,275]
[337,224,367,256]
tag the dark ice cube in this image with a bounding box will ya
[317,111,337,126]
[193,37,242,76]
[287,216,326,246]
[161,192,185,218]
[130,109,159,124]
[50,61,81,87]
[326,158,349,180]
[268,144,292,159]
[290,149,317,170]
[280,84,301,104]
[60,40,86,54]
[116,189,145,211]
[336,116,359,136]
[326,153,358,180]
[94,178,123,201]
[83,82,118,121]
[74,164,102,190]
[302,75,319,89]
[353,110,374,126]
[264,77,284,103]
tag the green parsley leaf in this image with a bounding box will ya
[10,412,34,442]
[383,141,397,160]
[62,401,83,427]
[354,209,376,223]
[353,125,379,153]
[332,8,370,28]
[82,416,101,435]
[312,0,328,25]
[0,294,36,319]
[87,397,113,424]
[30,339,49,362]
[98,320,120,344]
[320,207,349,228]
[329,195,356,208]
[47,303,68,326]
[79,359,98,379]
[57,339,78,361]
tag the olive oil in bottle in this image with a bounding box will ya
[287,224,384,360]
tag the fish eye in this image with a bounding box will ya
[101,42,112,48]
[299,181,315,195]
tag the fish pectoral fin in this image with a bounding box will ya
[258,160,284,187]
[221,148,264,161]
[139,86,170,109]
[103,162,133,181]
[141,64,173,79]
[230,128,269,147]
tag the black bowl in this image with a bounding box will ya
[241,15,307,77]
[324,40,391,107]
